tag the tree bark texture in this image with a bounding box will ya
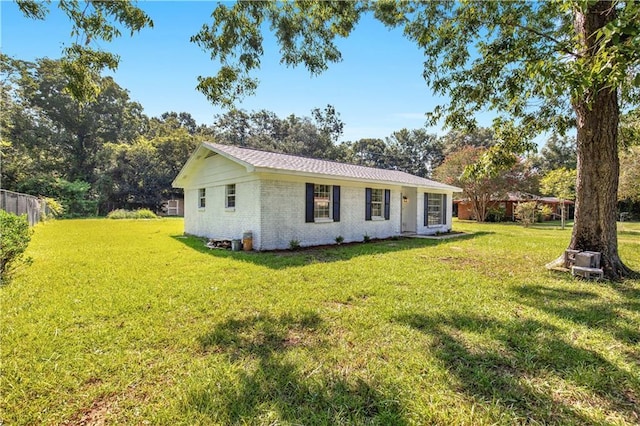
[570,2,635,280]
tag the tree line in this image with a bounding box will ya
[2,55,637,220]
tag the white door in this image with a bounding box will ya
[401,187,417,233]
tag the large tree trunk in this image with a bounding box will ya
[569,2,635,280]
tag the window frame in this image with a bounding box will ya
[426,193,446,226]
[198,188,206,209]
[225,184,236,209]
[370,188,384,219]
[313,184,332,221]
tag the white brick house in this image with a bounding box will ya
[172,142,462,250]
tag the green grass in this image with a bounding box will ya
[2,218,639,425]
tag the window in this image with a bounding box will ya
[370,189,383,218]
[198,188,206,208]
[225,184,236,209]
[425,193,446,226]
[365,188,390,221]
[306,183,340,223]
[314,184,331,220]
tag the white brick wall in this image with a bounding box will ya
[258,179,401,250]
[184,179,261,243]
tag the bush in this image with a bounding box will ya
[289,239,301,250]
[515,202,539,227]
[107,209,129,219]
[133,209,158,219]
[18,177,97,217]
[486,206,506,222]
[107,209,158,219]
[335,235,344,244]
[537,205,553,222]
[0,211,32,280]
[42,197,64,220]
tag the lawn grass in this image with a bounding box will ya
[1,218,639,425]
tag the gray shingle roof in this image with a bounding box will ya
[204,142,461,191]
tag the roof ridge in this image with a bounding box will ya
[206,141,434,179]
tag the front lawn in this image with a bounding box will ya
[2,218,639,425]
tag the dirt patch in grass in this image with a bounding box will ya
[64,393,118,426]
[65,382,155,426]
[435,256,484,268]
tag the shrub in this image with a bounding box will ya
[486,206,506,222]
[18,177,97,217]
[0,211,32,280]
[42,197,64,220]
[134,209,158,219]
[107,209,130,219]
[538,205,553,222]
[515,202,539,227]
[289,239,301,250]
[107,209,158,219]
[335,235,344,244]
[363,234,371,243]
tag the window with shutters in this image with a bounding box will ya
[306,183,340,223]
[371,188,383,218]
[366,188,390,221]
[314,184,331,220]
[427,193,445,226]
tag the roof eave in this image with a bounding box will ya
[254,167,462,192]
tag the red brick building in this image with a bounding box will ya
[454,193,574,222]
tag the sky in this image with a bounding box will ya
[1,1,498,143]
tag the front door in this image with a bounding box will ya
[401,187,417,233]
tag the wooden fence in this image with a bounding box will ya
[0,189,48,226]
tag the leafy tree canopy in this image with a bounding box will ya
[16,0,153,101]
[194,1,638,134]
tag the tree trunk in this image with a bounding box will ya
[569,2,635,280]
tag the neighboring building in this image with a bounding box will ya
[172,142,462,250]
[160,197,184,216]
[454,192,575,221]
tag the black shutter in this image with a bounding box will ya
[424,193,429,226]
[305,183,314,223]
[384,189,391,220]
[442,194,447,225]
[333,185,341,222]
[365,188,372,221]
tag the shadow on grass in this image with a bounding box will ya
[185,311,406,424]
[171,232,491,270]
[514,284,640,355]
[394,312,640,424]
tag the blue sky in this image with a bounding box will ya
[1,1,497,142]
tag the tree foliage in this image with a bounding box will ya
[211,108,341,160]
[618,146,640,202]
[536,135,577,173]
[15,0,153,101]
[433,146,534,222]
[1,56,145,185]
[540,167,577,229]
[540,168,577,202]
